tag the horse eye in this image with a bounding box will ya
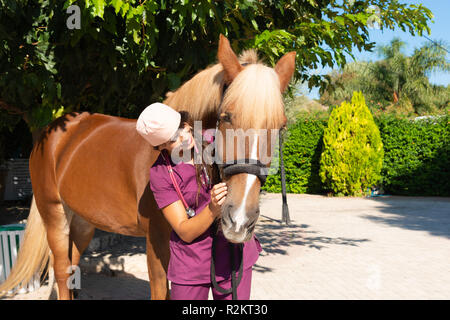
[219,112,232,124]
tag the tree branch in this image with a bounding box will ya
[0,99,24,115]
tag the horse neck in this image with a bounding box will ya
[162,64,224,129]
[162,96,220,130]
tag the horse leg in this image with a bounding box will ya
[145,217,171,300]
[41,202,74,300]
[69,214,95,267]
[146,236,170,300]
[68,214,95,298]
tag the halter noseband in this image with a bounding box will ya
[219,159,268,186]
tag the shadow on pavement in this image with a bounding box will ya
[74,233,150,300]
[363,197,450,239]
[254,214,370,273]
[75,272,151,300]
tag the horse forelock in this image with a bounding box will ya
[238,49,260,65]
[220,63,285,130]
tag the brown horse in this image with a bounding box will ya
[0,35,295,300]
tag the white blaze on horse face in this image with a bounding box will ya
[233,134,258,233]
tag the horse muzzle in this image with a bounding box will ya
[220,204,259,243]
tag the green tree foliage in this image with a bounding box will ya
[319,91,384,196]
[0,0,434,144]
[320,38,450,115]
[283,82,329,126]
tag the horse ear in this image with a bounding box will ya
[217,34,243,84]
[274,51,296,93]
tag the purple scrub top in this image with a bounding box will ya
[149,153,262,285]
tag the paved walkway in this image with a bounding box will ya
[5,194,450,300]
[252,194,450,299]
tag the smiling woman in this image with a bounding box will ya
[139,102,262,300]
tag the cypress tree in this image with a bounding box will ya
[319,91,384,196]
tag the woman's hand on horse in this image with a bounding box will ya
[209,182,227,217]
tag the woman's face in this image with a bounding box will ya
[159,123,195,153]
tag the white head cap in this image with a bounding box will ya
[136,103,181,146]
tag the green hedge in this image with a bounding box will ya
[263,114,449,197]
[375,115,449,196]
[262,114,328,194]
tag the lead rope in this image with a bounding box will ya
[210,120,243,299]
[210,222,244,300]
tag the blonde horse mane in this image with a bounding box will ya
[163,49,282,129]
[163,62,224,122]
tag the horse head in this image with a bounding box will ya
[214,35,296,243]
[163,35,295,243]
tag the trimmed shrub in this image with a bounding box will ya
[262,114,328,194]
[319,91,384,196]
[375,115,449,196]
[263,108,448,197]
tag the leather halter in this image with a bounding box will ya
[219,159,268,187]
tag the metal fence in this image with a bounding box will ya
[0,224,40,294]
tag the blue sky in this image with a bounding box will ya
[304,0,450,99]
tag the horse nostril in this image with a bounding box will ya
[221,211,233,227]
[221,204,234,225]
[247,218,257,232]
[222,215,231,227]
[223,215,236,229]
